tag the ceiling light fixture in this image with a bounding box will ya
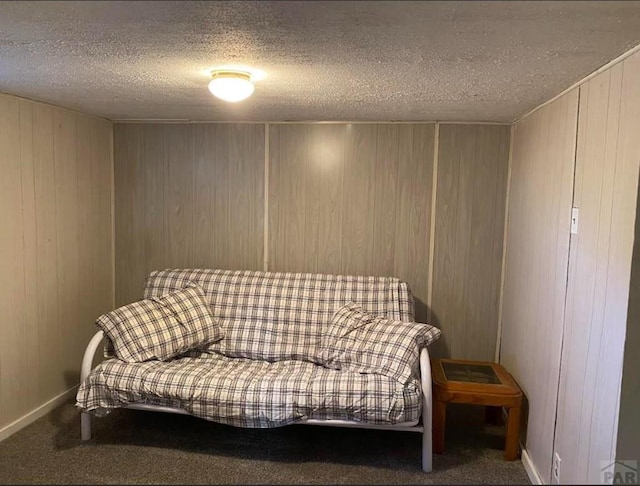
[208,70,254,102]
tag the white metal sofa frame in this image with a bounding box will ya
[79,330,434,472]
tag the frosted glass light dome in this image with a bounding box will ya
[208,71,254,102]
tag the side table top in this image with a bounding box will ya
[431,358,522,397]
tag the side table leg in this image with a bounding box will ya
[433,399,446,454]
[504,405,521,460]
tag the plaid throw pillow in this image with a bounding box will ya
[96,283,223,362]
[319,302,441,384]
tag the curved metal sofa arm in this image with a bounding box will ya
[419,347,433,472]
[80,330,104,441]
[81,330,105,383]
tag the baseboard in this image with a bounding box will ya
[498,407,544,485]
[0,386,78,442]
[522,448,544,485]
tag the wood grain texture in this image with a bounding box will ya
[270,124,309,273]
[32,103,61,403]
[143,125,165,273]
[431,124,510,360]
[192,124,215,268]
[114,124,143,304]
[76,110,95,372]
[269,124,348,274]
[213,124,231,268]
[0,95,26,425]
[114,123,265,305]
[164,125,194,268]
[372,125,400,276]
[227,124,265,270]
[18,101,40,414]
[268,123,436,323]
[393,124,435,323]
[53,108,81,391]
[0,94,113,429]
[500,90,579,484]
[115,122,504,360]
[341,124,378,276]
[616,124,640,465]
[94,117,114,316]
[306,125,345,274]
[554,51,640,484]
[80,116,114,366]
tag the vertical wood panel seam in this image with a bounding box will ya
[462,128,479,334]
[51,111,61,384]
[551,97,576,470]
[339,126,348,269]
[18,106,29,384]
[162,125,168,273]
[551,87,582,469]
[110,123,115,307]
[190,125,195,269]
[25,105,39,403]
[369,125,380,274]
[495,124,515,362]
[264,123,269,271]
[17,102,27,416]
[394,127,402,276]
[585,62,624,466]
[160,125,166,269]
[578,78,614,460]
[488,128,508,358]
[427,122,439,322]
[225,127,231,270]
[301,126,310,273]
[33,107,45,405]
[191,126,196,268]
[189,126,194,267]
[600,62,627,459]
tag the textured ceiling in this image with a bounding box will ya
[1,1,640,122]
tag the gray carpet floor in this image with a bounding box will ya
[0,400,530,484]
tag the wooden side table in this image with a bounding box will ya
[431,358,523,461]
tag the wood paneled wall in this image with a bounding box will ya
[268,123,435,322]
[500,90,579,484]
[0,94,113,430]
[114,122,509,355]
[114,124,265,305]
[501,49,640,484]
[554,51,640,484]
[616,162,640,465]
[431,124,510,360]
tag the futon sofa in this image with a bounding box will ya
[76,269,440,472]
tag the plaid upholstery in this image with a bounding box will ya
[131,269,415,363]
[76,353,422,427]
[320,302,441,384]
[88,269,424,428]
[97,284,223,362]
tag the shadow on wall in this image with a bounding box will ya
[413,296,448,360]
[64,369,80,391]
[423,304,448,360]
[519,394,529,454]
[414,296,429,325]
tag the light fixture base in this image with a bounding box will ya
[210,70,252,82]
[208,70,255,102]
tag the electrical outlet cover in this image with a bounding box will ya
[553,452,562,483]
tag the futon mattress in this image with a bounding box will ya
[76,352,422,428]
